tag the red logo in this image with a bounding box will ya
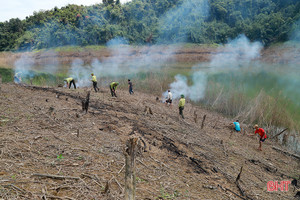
[267,181,291,191]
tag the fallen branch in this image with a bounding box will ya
[45,195,75,200]
[272,146,300,160]
[271,128,288,139]
[32,173,80,180]
[2,184,27,194]
[218,184,247,200]
[235,166,243,183]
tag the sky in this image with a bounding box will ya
[0,0,131,22]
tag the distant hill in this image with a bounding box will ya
[0,0,300,51]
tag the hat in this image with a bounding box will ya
[254,124,258,129]
[181,94,184,98]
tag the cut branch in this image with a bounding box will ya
[272,146,300,160]
[32,173,80,180]
[271,128,288,139]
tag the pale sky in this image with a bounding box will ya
[0,0,131,22]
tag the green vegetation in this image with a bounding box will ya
[56,154,64,161]
[0,0,300,51]
[157,186,180,199]
[0,68,14,82]
[203,72,300,130]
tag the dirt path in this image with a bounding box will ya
[0,83,299,199]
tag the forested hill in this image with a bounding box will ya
[1,0,300,51]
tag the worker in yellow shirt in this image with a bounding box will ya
[64,77,76,89]
[178,94,185,119]
[91,73,99,92]
[110,82,119,97]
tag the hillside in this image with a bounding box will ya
[1,0,300,51]
[0,83,299,199]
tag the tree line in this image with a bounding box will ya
[0,0,299,51]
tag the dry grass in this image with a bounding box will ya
[0,83,299,200]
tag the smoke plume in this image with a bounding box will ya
[166,34,263,101]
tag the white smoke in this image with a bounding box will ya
[210,35,263,68]
[13,50,60,82]
[68,37,178,87]
[166,34,263,101]
[158,0,209,43]
[14,54,36,83]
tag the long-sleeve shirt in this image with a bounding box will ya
[179,98,185,107]
[110,82,118,90]
[91,75,97,82]
[167,92,172,100]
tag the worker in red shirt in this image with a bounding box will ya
[249,124,267,151]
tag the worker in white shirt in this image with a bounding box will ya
[165,89,173,107]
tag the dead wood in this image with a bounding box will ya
[102,181,110,194]
[144,106,153,115]
[44,195,75,200]
[0,75,2,92]
[32,173,80,180]
[201,115,206,129]
[218,184,247,200]
[124,138,138,200]
[2,184,27,194]
[272,146,300,160]
[82,91,90,113]
[193,110,198,123]
[271,128,288,139]
[235,166,243,183]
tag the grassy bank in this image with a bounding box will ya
[0,68,14,82]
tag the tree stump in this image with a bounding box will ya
[201,114,207,129]
[0,74,2,92]
[82,91,90,113]
[124,138,138,200]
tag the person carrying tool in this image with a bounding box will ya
[91,73,99,92]
[165,89,173,107]
[110,81,119,97]
[248,124,267,151]
[64,77,76,89]
[178,94,185,119]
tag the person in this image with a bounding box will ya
[14,72,22,84]
[178,94,185,119]
[231,120,241,132]
[128,79,134,94]
[64,77,76,89]
[91,73,99,92]
[165,89,173,107]
[249,124,267,151]
[110,82,119,97]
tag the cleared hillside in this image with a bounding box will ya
[0,83,299,199]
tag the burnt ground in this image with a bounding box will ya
[0,83,299,200]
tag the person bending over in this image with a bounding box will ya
[64,77,76,89]
[248,124,267,151]
[110,82,119,97]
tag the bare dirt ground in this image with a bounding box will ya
[0,83,299,199]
